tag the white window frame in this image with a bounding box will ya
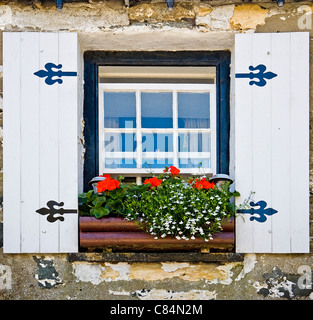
[98,83,216,182]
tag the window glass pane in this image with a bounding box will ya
[142,133,173,168]
[142,133,173,152]
[104,132,137,168]
[141,92,173,128]
[178,92,210,128]
[178,132,211,168]
[103,92,136,128]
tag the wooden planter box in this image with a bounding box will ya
[79,216,235,252]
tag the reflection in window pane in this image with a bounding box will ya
[142,133,173,168]
[142,133,173,152]
[104,132,137,152]
[141,92,173,128]
[178,132,210,152]
[178,92,210,128]
[104,132,137,168]
[178,132,211,168]
[103,92,136,128]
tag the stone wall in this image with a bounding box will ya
[1,0,313,301]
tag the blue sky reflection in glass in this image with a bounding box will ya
[103,92,136,128]
[141,92,173,128]
[178,92,210,129]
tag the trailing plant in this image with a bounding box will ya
[78,167,240,240]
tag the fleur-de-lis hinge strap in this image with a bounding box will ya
[36,200,77,223]
[235,64,277,87]
[237,200,278,223]
[34,62,77,85]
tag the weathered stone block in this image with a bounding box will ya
[196,5,234,31]
[230,4,269,30]
[128,3,195,23]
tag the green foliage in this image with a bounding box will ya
[78,187,131,218]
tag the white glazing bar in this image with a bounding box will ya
[98,90,104,175]
[103,128,137,133]
[136,89,142,169]
[102,168,213,175]
[178,152,211,158]
[173,89,178,167]
[104,152,140,158]
[209,89,216,174]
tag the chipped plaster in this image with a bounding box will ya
[132,289,217,300]
[72,260,245,284]
[161,262,191,273]
[235,254,258,281]
[72,262,106,285]
[33,256,63,289]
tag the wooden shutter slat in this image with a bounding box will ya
[39,32,60,253]
[289,32,310,252]
[234,33,254,253]
[20,32,41,252]
[3,33,21,253]
[270,33,292,252]
[58,33,79,253]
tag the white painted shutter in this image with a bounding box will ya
[3,32,82,253]
[235,32,310,253]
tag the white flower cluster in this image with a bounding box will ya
[123,176,236,242]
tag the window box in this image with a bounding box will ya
[78,169,238,252]
[79,216,234,252]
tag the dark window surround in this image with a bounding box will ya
[83,51,231,192]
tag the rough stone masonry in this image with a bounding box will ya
[0,0,313,300]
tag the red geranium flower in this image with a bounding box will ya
[99,174,111,179]
[169,166,180,176]
[194,177,215,190]
[97,175,120,193]
[144,177,162,189]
